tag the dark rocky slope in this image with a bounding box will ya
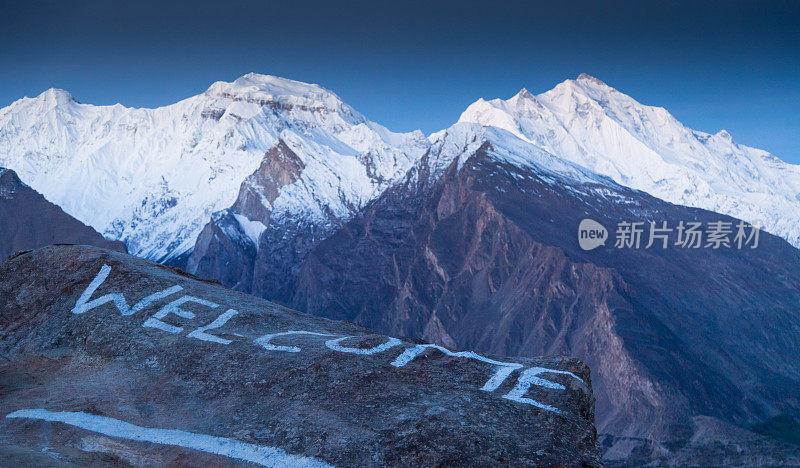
[184,140,312,291]
[0,168,126,259]
[184,136,413,299]
[0,245,599,467]
[170,122,800,464]
[278,135,800,465]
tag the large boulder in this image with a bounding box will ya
[0,245,599,466]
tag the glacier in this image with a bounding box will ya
[0,73,428,261]
[457,73,800,247]
[1,72,798,261]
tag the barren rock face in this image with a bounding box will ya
[186,140,307,289]
[284,145,800,465]
[0,168,126,259]
[0,245,599,467]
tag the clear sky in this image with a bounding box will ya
[2,0,799,162]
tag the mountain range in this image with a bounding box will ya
[0,74,427,261]
[281,122,800,464]
[2,73,799,465]
[458,74,800,248]
[3,74,799,262]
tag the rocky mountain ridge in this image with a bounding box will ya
[4,73,799,263]
[3,73,800,465]
[0,73,428,261]
[458,73,800,247]
[0,167,126,259]
[275,125,800,465]
[0,245,599,466]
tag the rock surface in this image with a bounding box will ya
[0,168,126,260]
[0,245,599,467]
[277,126,800,465]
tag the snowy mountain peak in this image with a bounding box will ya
[514,88,534,100]
[716,129,733,141]
[207,73,317,96]
[2,73,799,258]
[457,76,800,247]
[203,73,350,114]
[37,87,75,103]
[0,73,429,261]
[576,73,608,87]
[12,88,78,110]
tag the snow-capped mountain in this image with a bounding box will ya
[457,74,800,247]
[424,121,616,189]
[3,72,799,260]
[279,118,800,465]
[0,73,428,261]
[4,71,800,466]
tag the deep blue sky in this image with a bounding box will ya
[2,0,799,162]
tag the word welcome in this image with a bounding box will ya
[71,265,583,414]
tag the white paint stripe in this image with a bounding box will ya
[188,309,239,344]
[142,296,218,334]
[390,344,523,370]
[6,409,332,468]
[480,366,518,392]
[127,286,185,316]
[324,336,401,355]
[390,344,523,392]
[71,265,183,316]
[254,330,336,353]
[502,367,585,414]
